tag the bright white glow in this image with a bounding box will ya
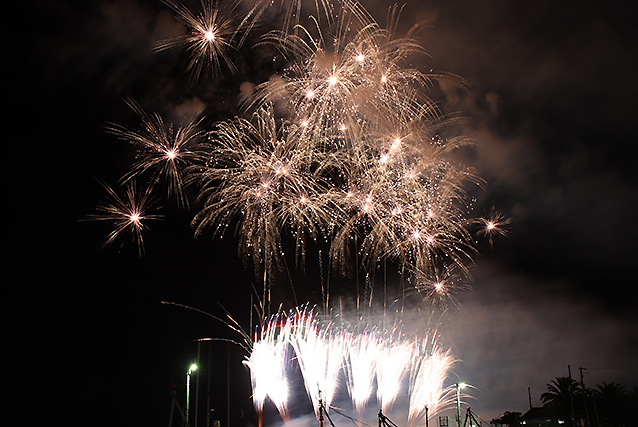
[165,148,177,160]
[244,310,456,422]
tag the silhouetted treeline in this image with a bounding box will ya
[490,377,638,427]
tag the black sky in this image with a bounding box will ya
[14,0,638,426]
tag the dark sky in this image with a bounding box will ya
[16,0,638,426]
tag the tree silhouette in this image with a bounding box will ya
[490,411,521,427]
[541,376,580,426]
[594,382,632,427]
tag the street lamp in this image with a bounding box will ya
[187,364,198,425]
[456,383,467,427]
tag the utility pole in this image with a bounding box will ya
[187,364,198,426]
[528,387,533,409]
[227,342,231,427]
[196,342,201,427]
[206,341,211,427]
[579,367,591,427]
[568,365,575,427]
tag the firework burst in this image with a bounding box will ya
[107,99,204,207]
[249,2,432,145]
[187,103,345,274]
[87,179,162,255]
[477,206,511,246]
[155,0,240,78]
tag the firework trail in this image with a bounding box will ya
[408,338,457,425]
[345,330,379,416]
[287,308,345,415]
[376,338,414,413]
[244,312,292,423]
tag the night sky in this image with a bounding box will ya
[17,0,638,426]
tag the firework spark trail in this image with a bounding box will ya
[376,338,414,413]
[239,0,338,44]
[243,313,292,421]
[408,339,458,424]
[345,331,380,416]
[287,308,345,416]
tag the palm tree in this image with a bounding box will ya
[541,377,580,426]
[593,382,631,427]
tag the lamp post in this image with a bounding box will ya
[456,383,466,427]
[187,364,198,425]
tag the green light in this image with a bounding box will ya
[188,364,198,374]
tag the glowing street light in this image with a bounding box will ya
[187,363,198,425]
[456,382,467,427]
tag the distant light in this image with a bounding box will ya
[205,30,215,41]
[189,364,198,374]
[328,76,338,85]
